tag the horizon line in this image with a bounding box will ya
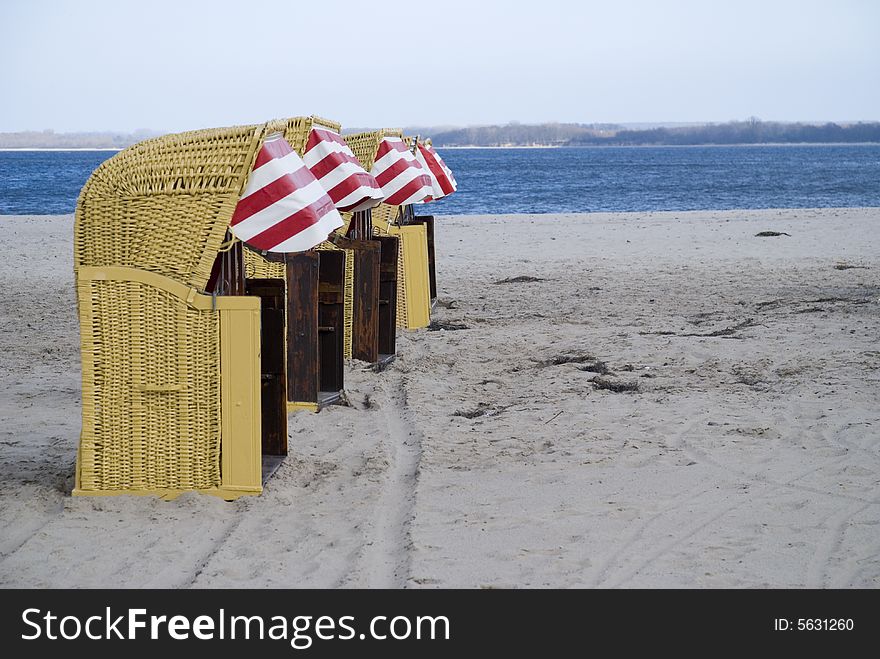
[2,118,880,135]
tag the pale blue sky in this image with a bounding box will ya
[1,0,877,132]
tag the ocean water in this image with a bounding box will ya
[428,144,880,215]
[1,144,879,216]
[0,150,113,215]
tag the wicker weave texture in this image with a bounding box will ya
[243,249,286,279]
[74,125,263,291]
[343,249,354,358]
[265,115,341,155]
[343,128,403,171]
[394,234,408,328]
[77,276,221,491]
[371,204,398,228]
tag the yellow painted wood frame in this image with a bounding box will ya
[385,223,432,329]
[73,266,262,500]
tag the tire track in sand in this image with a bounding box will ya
[356,373,424,588]
[588,412,862,587]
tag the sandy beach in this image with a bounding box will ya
[0,208,878,588]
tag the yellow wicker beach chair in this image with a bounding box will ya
[344,129,432,330]
[73,122,292,499]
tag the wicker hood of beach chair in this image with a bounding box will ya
[343,129,433,330]
[73,123,279,499]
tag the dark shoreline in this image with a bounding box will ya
[439,142,880,149]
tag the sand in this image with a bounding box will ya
[0,208,878,588]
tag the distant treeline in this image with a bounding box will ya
[572,120,880,146]
[431,123,619,147]
[431,120,880,147]
[3,121,879,149]
[0,129,158,149]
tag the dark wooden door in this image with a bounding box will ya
[245,278,287,456]
[350,240,380,363]
[318,251,345,395]
[412,215,437,300]
[285,252,320,404]
[207,233,246,296]
[376,235,399,357]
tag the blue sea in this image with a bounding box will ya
[1,144,879,216]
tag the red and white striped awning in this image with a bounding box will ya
[416,143,457,200]
[370,136,434,206]
[303,128,384,212]
[229,133,343,253]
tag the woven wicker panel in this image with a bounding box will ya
[243,248,286,279]
[342,128,403,170]
[394,135,421,328]
[315,243,355,360]
[265,115,342,156]
[394,236,407,328]
[75,124,264,291]
[77,278,221,491]
[338,211,353,237]
[343,249,354,358]
[372,204,398,229]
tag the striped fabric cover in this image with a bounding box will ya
[371,137,434,206]
[229,133,343,252]
[416,143,457,199]
[303,128,384,212]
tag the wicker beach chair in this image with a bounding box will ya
[344,129,432,330]
[73,123,289,499]
[241,116,351,411]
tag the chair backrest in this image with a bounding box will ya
[75,124,266,291]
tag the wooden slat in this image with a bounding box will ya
[246,278,287,457]
[285,252,319,404]
[351,241,380,363]
[376,235,399,357]
[412,215,437,300]
[318,251,345,394]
